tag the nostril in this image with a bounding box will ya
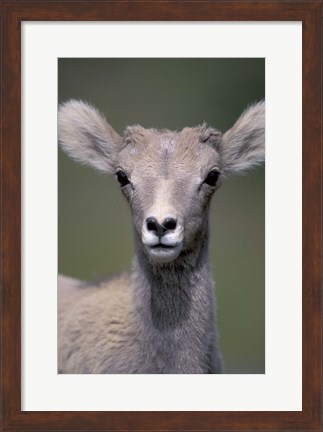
[162,217,177,231]
[146,217,158,233]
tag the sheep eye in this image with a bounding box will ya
[116,170,130,187]
[204,169,220,187]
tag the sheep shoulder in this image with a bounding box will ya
[58,273,140,373]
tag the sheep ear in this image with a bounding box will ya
[58,100,122,173]
[219,101,265,175]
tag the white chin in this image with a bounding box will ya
[145,244,182,263]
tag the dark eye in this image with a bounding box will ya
[204,169,220,187]
[116,170,130,187]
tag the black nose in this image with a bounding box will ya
[146,217,177,237]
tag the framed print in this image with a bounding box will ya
[1,1,321,431]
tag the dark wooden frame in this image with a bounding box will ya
[1,1,322,431]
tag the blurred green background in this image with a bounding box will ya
[58,58,265,373]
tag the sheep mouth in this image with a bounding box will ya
[151,244,175,249]
[145,242,183,263]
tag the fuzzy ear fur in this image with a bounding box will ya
[58,100,122,172]
[219,101,265,174]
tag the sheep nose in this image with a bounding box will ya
[146,217,177,237]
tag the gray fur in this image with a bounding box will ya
[58,99,265,374]
[58,100,123,172]
[219,101,265,174]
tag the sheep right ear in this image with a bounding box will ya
[58,100,122,173]
[218,101,265,175]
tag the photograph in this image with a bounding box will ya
[58,58,265,374]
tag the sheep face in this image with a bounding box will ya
[117,126,222,264]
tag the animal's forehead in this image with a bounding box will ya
[119,125,222,174]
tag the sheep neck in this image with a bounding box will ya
[132,226,214,333]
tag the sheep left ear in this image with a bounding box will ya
[58,100,123,173]
[218,101,265,175]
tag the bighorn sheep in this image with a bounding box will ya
[58,100,265,374]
